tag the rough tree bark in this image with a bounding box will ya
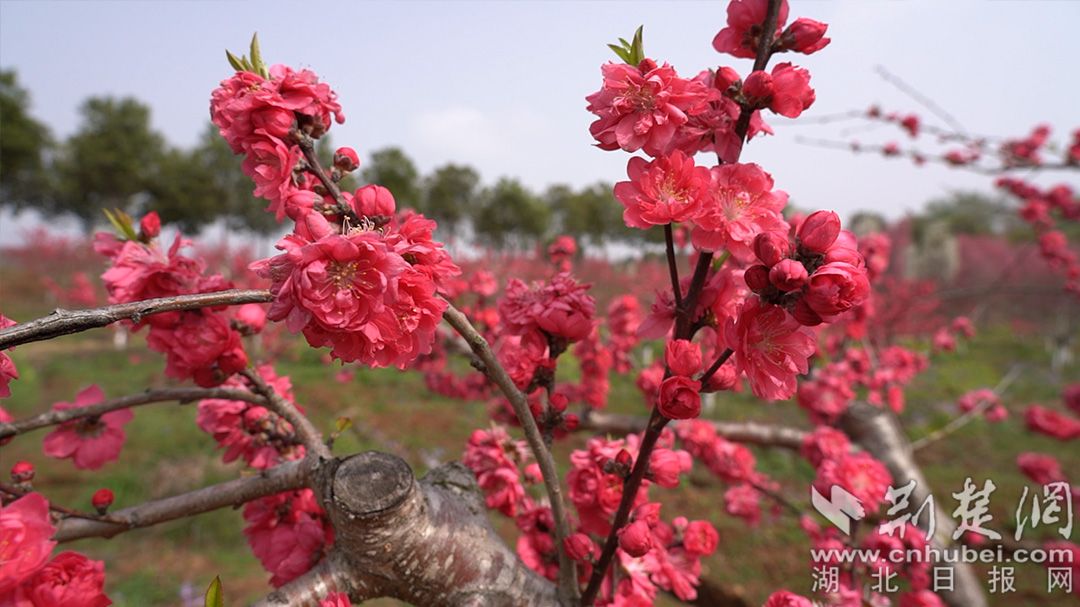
[840,402,988,607]
[256,452,560,606]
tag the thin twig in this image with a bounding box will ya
[441,301,579,603]
[874,65,967,136]
[0,387,266,439]
[699,349,734,387]
[664,224,683,309]
[0,289,273,350]
[0,482,126,524]
[241,368,332,460]
[53,457,312,542]
[911,364,1023,451]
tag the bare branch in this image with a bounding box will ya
[874,65,967,135]
[0,482,126,524]
[440,302,579,602]
[0,289,272,350]
[583,411,810,450]
[54,457,312,542]
[241,368,332,460]
[911,364,1023,451]
[0,387,265,439]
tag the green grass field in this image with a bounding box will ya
[2,311,1077,606]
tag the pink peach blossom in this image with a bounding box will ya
[42,385,132,470]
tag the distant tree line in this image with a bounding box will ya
[5,69,1052,249]
[0,70,661,250]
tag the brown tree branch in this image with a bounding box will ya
[582,411,809,450]
[0,482,126,524]
[441,301,578,602]
[0,387,266,440]
[240,368,332,460]
[53,457,312,542]
[0,289,272,350]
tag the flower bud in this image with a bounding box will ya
[92,488,115,514]
[615,449,634,468]
[658,376,702,420]
[549,393,568,413]
[742,71,774,107]
[333,147,360,172]
[564,533,598,563]
[744,265,771,293]
[139,211,161,240]
[351,184,396,218]
[683,520,720,556]
[769,259,809,291]
[753,232,790,266]
[797,210,841,254]
[563,413,580,432]
[804,262,870,317]
[618,520,653,557]
[633,502,662,527]
[649,449,684,488]
[780,18,830,54]
[235,303,267,333]
[10,461,34,483]
[665,339,702,378]
[714,66,742,92]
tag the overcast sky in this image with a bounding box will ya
[2,0,1078,239]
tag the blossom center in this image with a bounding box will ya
[327,261,360,290]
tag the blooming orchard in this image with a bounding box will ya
[1,1,1078,606]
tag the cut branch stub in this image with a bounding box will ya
[319,451,559,606]
[326,451,414,522]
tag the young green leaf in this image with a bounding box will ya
[204,576,224,607]
[249,33,267,78]
[225,50,245,72]
[607,44,632,64]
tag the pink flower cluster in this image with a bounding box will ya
[997,177,1080,297]
[210,61,461,369]
[713,0,830,59]
[95,226,250,387]
[798,345,927,423]
[211,65,343,220]
[197,364,306,469]
[0,493,111,606]
[676,420,778,525]
[563,434,717,604]
[252,211,456,368]
[242,489,333,588]
[547,235,578,273]
[463,425,531,517]
[1024,403,1080,441]
[956,388,1008,422]
[499,273,597,344]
